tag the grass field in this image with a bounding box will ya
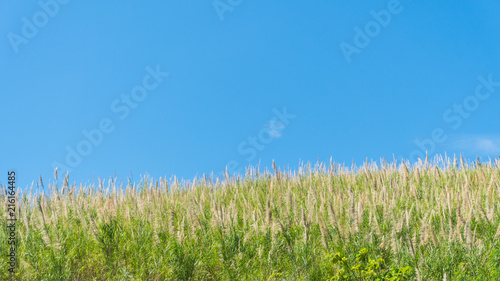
[2,155,500,280]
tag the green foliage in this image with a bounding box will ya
[325,249,413,280]
[1,157,500,279]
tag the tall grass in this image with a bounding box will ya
[2,155,500,280]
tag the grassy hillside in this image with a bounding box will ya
[2,156,500,280]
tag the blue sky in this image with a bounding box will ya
[1,0,500,189]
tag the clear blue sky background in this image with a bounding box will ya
[1,0,500,190]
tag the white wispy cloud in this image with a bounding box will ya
[476,138,500,154]
[266,120,285,138]
[450,135,500,155]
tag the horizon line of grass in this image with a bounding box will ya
[1,153,500,280]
